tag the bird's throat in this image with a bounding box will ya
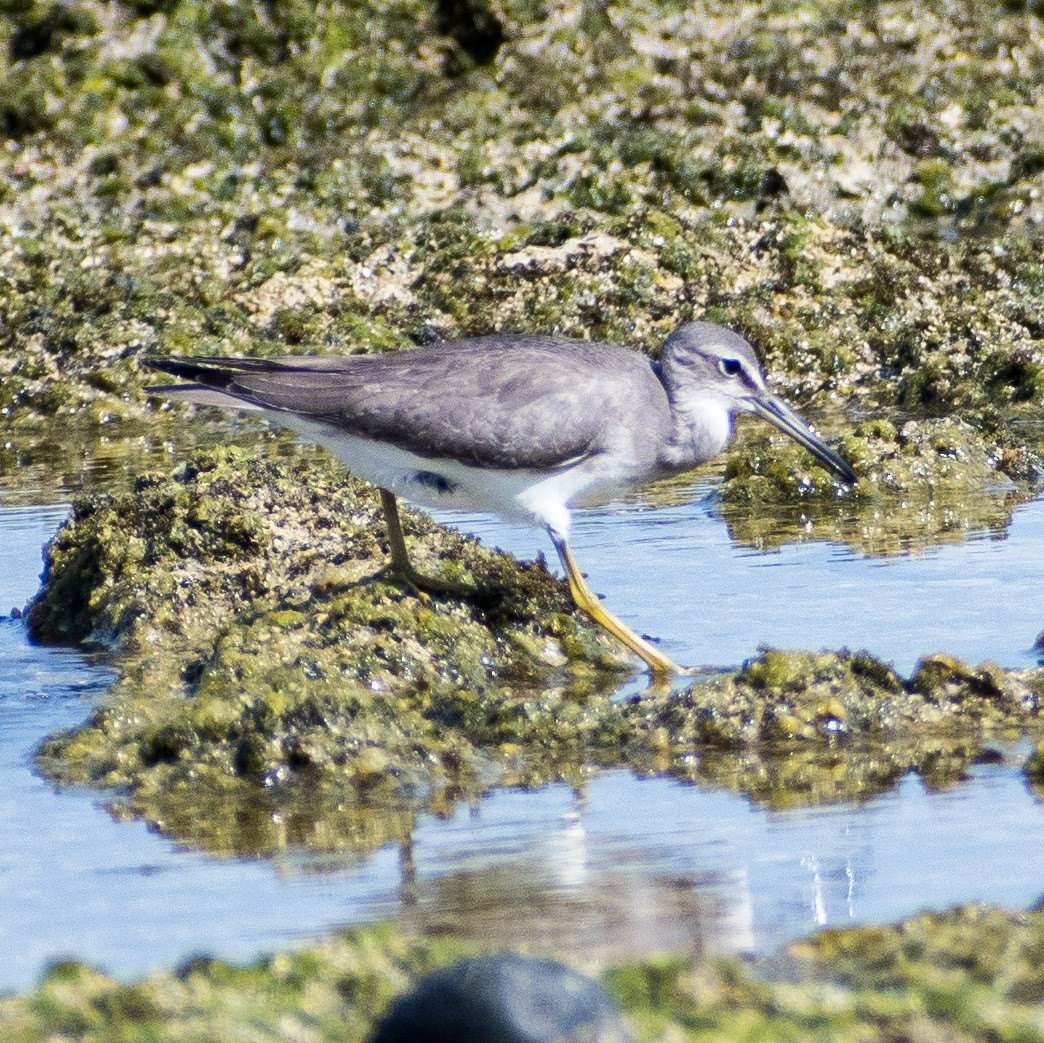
[660,394,734,471]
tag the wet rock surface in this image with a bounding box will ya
[27,445,626,854]
[0,1,1043,478]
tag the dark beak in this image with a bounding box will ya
[750,395,858,485]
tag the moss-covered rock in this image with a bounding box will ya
[720,412,1040,552]
[27,444,639,852]
[25,450,1044,855]
[617,904,1044,1041]
[2,906,1044,1041]
[637,647,1042,807]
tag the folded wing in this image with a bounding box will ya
[146,336,665,472]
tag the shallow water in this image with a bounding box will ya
[436,483,1044,677]
[1,492,1043,992]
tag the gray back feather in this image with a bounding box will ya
[146,337,670,471]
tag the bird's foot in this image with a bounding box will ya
[631,661,711,698]
[376,561,476,600]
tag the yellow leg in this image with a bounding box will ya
[379,489,471,596]
[548,529,683,678]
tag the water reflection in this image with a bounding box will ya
[392,761,1044,961]
[398,792,757,960]
[0,420,284,506]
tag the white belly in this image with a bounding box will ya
[285,416,639,538]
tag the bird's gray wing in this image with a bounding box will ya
[145,337,664,471]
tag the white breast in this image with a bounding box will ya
[673,393,734,464]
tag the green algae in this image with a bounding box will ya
[3,906,1044,1040]
[26,443,632,853]
[639,647,1042,808]
[720,412,1039,552]
[614,904,1044,1041]
[0,924,475,1042]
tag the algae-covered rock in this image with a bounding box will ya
[27,446,1044,855]
[27,444,611,663]
[2,0,1044,512]
[779,904,1044,1043]
[664,647,1036,749]
[719,412,1040,553]
[0,924,477,1043]
[2,906,1044,1041]
[614,905,1044,1041]
[726,415,1006,506]
[27,444,640,853]
[637,647,1042,807]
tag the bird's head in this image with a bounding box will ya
[661,322,857,484]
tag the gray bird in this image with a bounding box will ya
[146,322,856,677]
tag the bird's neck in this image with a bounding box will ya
[659,393,734,472]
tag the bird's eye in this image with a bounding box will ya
[719,358,743,378]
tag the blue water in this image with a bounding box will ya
[1,495,1043,992]
[435,485,1044,677]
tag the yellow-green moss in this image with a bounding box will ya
[2,906,1044,1041]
